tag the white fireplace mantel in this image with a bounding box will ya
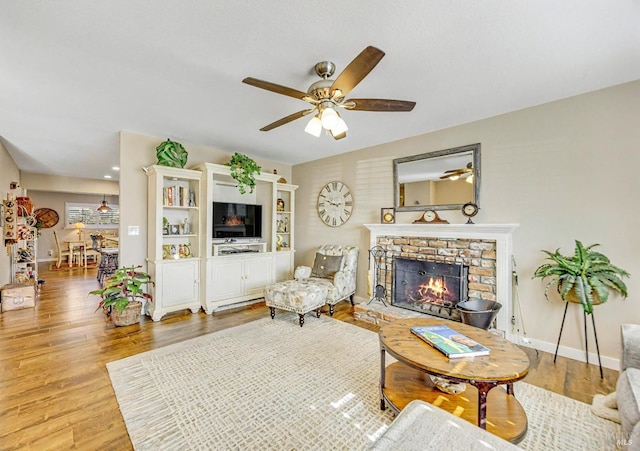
[364,223,519,338]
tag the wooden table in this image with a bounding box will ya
[379,318,530,443]
[65,240,86,267]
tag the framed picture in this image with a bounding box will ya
[162,227,169,235]
[381,207,395,224]
[169,224,180,235]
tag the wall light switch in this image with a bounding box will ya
[128,225,140,236]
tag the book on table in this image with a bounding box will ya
[410,325,490,358]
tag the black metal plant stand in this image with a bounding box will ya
[553,302,603,378]
[367,246,389,306]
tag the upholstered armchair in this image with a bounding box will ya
[297,245,359,316]
[264,245,359,326]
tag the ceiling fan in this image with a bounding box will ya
[242,46,416,140]
[440,162,474,182]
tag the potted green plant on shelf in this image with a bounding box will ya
[227,152,261,194]
[532,240,629,314]
[90,265,154,326]
[156,139,188,168]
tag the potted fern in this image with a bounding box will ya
[532,240,629,314]
[90,265,154,326]
[228,152,261,194]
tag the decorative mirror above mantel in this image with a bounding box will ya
[393,143,480,211]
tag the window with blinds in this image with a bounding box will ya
[65,203,119,229]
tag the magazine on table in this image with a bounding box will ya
[410,325,490,358]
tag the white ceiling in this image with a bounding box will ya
[1,1,639,182]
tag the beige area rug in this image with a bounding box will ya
[107,314,621,450]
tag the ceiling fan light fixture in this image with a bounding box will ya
[449,175,459,181]
[320,107,339,130]
[330,116,348,135]
[304,115,322,137]
[466,174,474,184]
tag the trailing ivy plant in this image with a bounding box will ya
[227,152,261,194]
[532,240,629,314]
[156,139,188,168]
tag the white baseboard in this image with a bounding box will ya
[512,335,619,371]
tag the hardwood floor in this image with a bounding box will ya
[1,263,618,450]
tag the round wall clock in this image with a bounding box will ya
[317,181,353,227]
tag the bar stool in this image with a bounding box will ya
[97,248,119,285]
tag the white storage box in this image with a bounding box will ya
[1,283,36,311]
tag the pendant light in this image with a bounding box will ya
[97,194,112,213]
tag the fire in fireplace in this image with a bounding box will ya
[392,258,468,321]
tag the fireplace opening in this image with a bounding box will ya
[392,258,468,321]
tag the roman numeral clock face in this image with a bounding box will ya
[317,181,353,227]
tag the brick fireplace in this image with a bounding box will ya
[364,223,518,338]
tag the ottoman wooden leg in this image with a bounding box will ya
[269,307,276,319]
[329,304,335,316]
[298,314,305,327]
[316,308,321,318]
[350,294,355,305]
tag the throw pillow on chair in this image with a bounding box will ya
[311,253,343,279]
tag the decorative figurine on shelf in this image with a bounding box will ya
[277,198,285,211]
[183,218,190,235]
[162,217,170,235]
[273,169,287,184]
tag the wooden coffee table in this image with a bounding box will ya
[379,318,530,443]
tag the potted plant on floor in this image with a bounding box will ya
[532,240,629,314]
[227,152,261,194]
[90,265,154,326]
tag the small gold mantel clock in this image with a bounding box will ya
[317,181,353,227]
[381,207,395,224]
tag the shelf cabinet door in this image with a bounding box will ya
[244,255,273,296]
[161,260,199,307]
[211,259,245,301]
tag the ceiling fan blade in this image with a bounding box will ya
[345,98,416,112]
[330,46,385,98]
[243,77,310,101]
[259,109,315,131]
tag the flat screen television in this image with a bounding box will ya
[212,202,263,239]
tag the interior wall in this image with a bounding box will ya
[118,131,292,268]
[20,173,118,195]
[292,79,640,365]
[26,191,119,261]
[0,140,21,287]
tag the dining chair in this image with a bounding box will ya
[84,234,102,266]
[53,230,81,268]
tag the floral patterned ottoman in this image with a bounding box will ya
[264,278,330,327]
